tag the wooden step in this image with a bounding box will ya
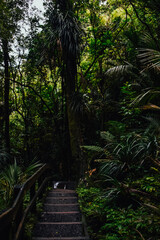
[50,189,76,193]
[45,197,78,204]
[33,237,89,240]
[40,212,82,222]
[47,191,77,198]
[33,222,84,238]
[32,182,89,240]
[44,204,79,212]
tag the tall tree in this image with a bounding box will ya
[45,0,83,177]
[0,0,29,155]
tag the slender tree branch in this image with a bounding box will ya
[84,10,128,77]
[134,229,145,240]
[129,0,160,50]
[10,79,53,116]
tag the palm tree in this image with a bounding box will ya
[130,33,160,110]
[45,0,83,178]
[105,33,160,112]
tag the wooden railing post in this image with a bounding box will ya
[0,164,52,240]
[38,175,43,199]
[30,183,36,213]
[13,185,24,240]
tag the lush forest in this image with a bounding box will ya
[0,0,160,239]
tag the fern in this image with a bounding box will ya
[82,145,104,152]
[100,131,115,142]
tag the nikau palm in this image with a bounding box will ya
[46,0,83,177]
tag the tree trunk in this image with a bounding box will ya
[2,39,10,154]
[66,93,81,179]
[65,60,81,179]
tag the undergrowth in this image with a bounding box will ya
[77,186,160,240]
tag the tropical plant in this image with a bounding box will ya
[138,32,160,72]
[130,34,160,111]
[83,131,158,179]
[0,160,42,204]
[44,0,84,176]
[105,62,136,77]
[0,160,22,203]
[100,175,130,203]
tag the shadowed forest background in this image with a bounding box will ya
[1,0,160,239]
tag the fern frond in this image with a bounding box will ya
[82,145,104,152]
[100,131,114,142]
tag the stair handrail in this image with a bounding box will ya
[0,163,52,240]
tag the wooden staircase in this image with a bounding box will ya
[32,182,89,240]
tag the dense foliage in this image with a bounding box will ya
[77,186,160,239]
[0,0,160,238]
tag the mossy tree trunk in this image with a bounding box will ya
[65,59,81,179]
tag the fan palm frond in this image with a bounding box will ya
[138,48,160,71]
[140,32,159,50]
[105,63,134,77]
[131,88,160,106]
[49,7,82,61]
